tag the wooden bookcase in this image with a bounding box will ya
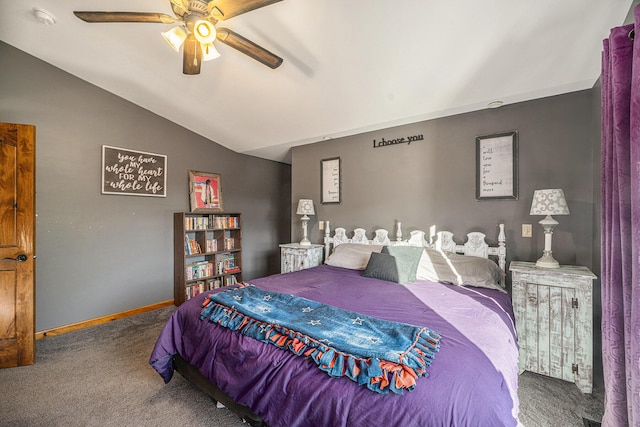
[174,212,242,306]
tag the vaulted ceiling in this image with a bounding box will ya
[0,1,633,163]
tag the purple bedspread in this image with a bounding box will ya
[150,265,519,426]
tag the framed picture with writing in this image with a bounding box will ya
[101,145,167,197]
[475,131,518,200]
[189,170,224,213]
[321,157,341,204]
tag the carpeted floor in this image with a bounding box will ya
[0,306,604,426]
[518,370,604,426]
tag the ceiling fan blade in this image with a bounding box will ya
[73,12,177,24]
[169,0,189,17]
[216,28,283,69]
[207,0,282,20]
[183,34,202,75]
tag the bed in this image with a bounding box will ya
[150,222,520,426]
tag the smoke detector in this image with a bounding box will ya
[33,7,57,26]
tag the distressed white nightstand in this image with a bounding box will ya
[279,243,324,273]
[509,261,596,393]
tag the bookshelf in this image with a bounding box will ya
[174,212,242,306]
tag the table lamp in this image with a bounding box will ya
[529,189,570,268]
[296,199,315,246]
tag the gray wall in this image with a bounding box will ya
[292,90,596,274]
[0,41,291,331]
[292,89,602,386]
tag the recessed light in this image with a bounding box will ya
[33,7,57,26]
[487,101,504,109]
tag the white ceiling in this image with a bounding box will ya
[0,1,633,164]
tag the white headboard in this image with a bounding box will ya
[323,222,507,273]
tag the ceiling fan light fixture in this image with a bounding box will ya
[193,19,216,44]
[162,26,187,52]
[72,0,284,73]
[201,43,221,61]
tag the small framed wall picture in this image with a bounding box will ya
[475,131,518,200]
[189,170,224,213]
[321,157,341,204]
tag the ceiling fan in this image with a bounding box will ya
[74,0,284,75]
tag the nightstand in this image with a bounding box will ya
[509,261,596,393]
[279,243,324,273]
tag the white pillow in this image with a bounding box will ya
[416,248,505,292]
[325,243,383,270]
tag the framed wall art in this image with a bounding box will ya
[475,131,518,200]
[101,145,167,197]
[321,157,341,204]
[189,170,224,213]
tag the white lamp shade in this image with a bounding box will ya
[193,20,216,44]
[296,199,315,216]
[201,43,220,61]
[161,26,187,52]
[530,189,570,216]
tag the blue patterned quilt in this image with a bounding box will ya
[199,283,441,394]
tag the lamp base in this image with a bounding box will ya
[299,238,311,246]
[535,252,560,269]
[535,215,561,269]
[300,215,311,246]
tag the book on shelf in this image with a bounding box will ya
[186,281,205,300]
[224,275,238,286]
[222,253,238,273]
[185,216,209,230]
[224,237,235,250]
[184,214,238,231]
[207,278,222,290]
[186,261,213,280]
[211,215,239,229]
[206,238,218,252]
[185,278,224,301]
[184,236,202,255]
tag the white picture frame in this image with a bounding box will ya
[475,131,518,200]
[321,157,341,204]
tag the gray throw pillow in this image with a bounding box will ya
[363,252,401,283]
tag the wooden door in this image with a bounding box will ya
[0,123,36,367]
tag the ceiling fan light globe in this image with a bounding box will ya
[194,20,216,44]
[201,43,221,61]
[161,26,187,52]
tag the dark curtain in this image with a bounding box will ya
[601,4,640,426]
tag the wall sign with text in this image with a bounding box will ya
[321,157,341,204]
[372,133,424,148]
[475,131,518,200]
[102,145,167,197]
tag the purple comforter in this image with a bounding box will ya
[150,265,519,426]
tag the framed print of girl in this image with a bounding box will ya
[189,170,224,213]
